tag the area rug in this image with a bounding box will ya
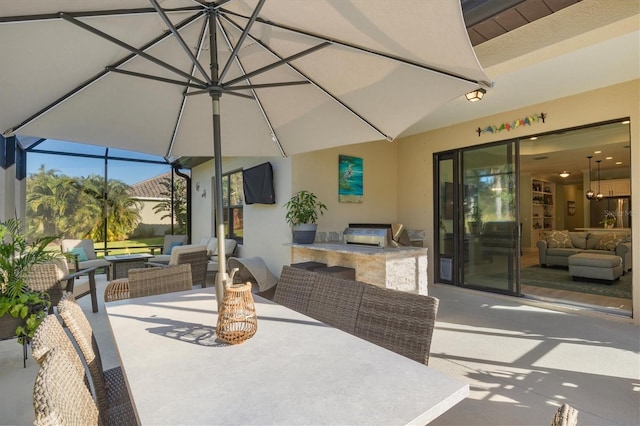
[520,265,632,300]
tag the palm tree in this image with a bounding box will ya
[81,175,141,242]
[26,166,80,237]
[152,176,187,234]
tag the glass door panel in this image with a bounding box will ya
[437,156,455,283]
[462,143,519,295]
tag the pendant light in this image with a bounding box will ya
[585,156,595,200]
[595,159,604,201]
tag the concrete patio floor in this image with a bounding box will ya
[1,277,638,425]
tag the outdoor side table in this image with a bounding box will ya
[104,254,153,279]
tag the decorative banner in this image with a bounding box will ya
[477,112,546,136]
[339,155,363,203]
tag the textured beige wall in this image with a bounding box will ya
[397,79,640,323]
[291,139,398,234]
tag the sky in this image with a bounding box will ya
[26,140,173,185]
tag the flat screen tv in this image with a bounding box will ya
[242,162,275,204]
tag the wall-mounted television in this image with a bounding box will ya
[242,162,275,204]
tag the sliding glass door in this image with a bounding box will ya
[435,141,520,295]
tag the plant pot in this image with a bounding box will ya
[0,315,23,341]
[292,224,318,244]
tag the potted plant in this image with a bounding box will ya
[0,219,59,345]
[599,211,617,229]
[284,190,328,244]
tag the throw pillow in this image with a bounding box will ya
[68,247,88,262]
[545,230,573,248]
[586,233,603,249]
[206,238,218,256]
[225,239,237,255]
[166,241,183,254]
[595,233,625,251]
[568,232,589,249]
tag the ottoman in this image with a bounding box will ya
[568,253,623,283]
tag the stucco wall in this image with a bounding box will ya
[397,79,640,323]
[191,156,291,277]
[291,139,399,235]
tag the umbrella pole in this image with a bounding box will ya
[209,11,227,310]
[213,94,227,310]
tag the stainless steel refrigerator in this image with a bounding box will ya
[590,196,631,228]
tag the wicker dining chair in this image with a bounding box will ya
[32,346,100,426]
[31,312,137,425]
[354,284,439,365]
[273,265,319,315]
[31,314,87,383]
[306,273,365,334]
[57,294,137,425]
[104,264,193,302]
[551,403,579,426]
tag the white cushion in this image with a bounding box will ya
[169,244,208,265]
[206,238,218,255]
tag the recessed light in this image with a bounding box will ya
[621,120,630,124]
[594,150,602,154]
[616,161,622,165]
[606,156,613,160]
[530,137,537,141]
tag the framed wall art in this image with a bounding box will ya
[338,155,363,203]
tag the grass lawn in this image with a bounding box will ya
[95,237,165,256]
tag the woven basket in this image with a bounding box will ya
[216,282,257,345]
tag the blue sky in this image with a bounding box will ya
[26,140,172,185]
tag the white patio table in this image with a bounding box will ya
[105,287,468,425]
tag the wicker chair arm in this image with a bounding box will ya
[146,261,169,268]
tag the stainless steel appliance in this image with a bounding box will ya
[590,196,631,228]
[342,223,411,248]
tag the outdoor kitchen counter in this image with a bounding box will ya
[289,243,429,295]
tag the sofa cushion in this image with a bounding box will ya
[545,230,573,248]
[568,232,589,250]
[547,248,582,257]
[595,233,626,251]
[204,238,237,257]
[586,233,603,249]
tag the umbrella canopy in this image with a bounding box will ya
[0,0,489,304]
[1,0,489,159]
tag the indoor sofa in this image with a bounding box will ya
[537,230,632,273]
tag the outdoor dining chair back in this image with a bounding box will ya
[306,273,365,334]
[31,314,87,382]
[354,284,439,365]
[57,294,136,424]
[104,264,193,302]
[32,346,100,426]
[273,265,318,314]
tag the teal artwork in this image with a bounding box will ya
[339,155,363,203]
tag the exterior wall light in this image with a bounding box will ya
[465,88,486,102]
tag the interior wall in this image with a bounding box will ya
[562,184,584,231]
[397,79,639,323]
[291,139,398,235]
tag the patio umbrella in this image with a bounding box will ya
[0,0,490,305]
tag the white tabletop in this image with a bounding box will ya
[106,288,468,425]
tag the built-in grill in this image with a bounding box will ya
[343,227,390,247]
[342,224,411,248]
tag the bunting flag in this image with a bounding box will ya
[477,113,546,136]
